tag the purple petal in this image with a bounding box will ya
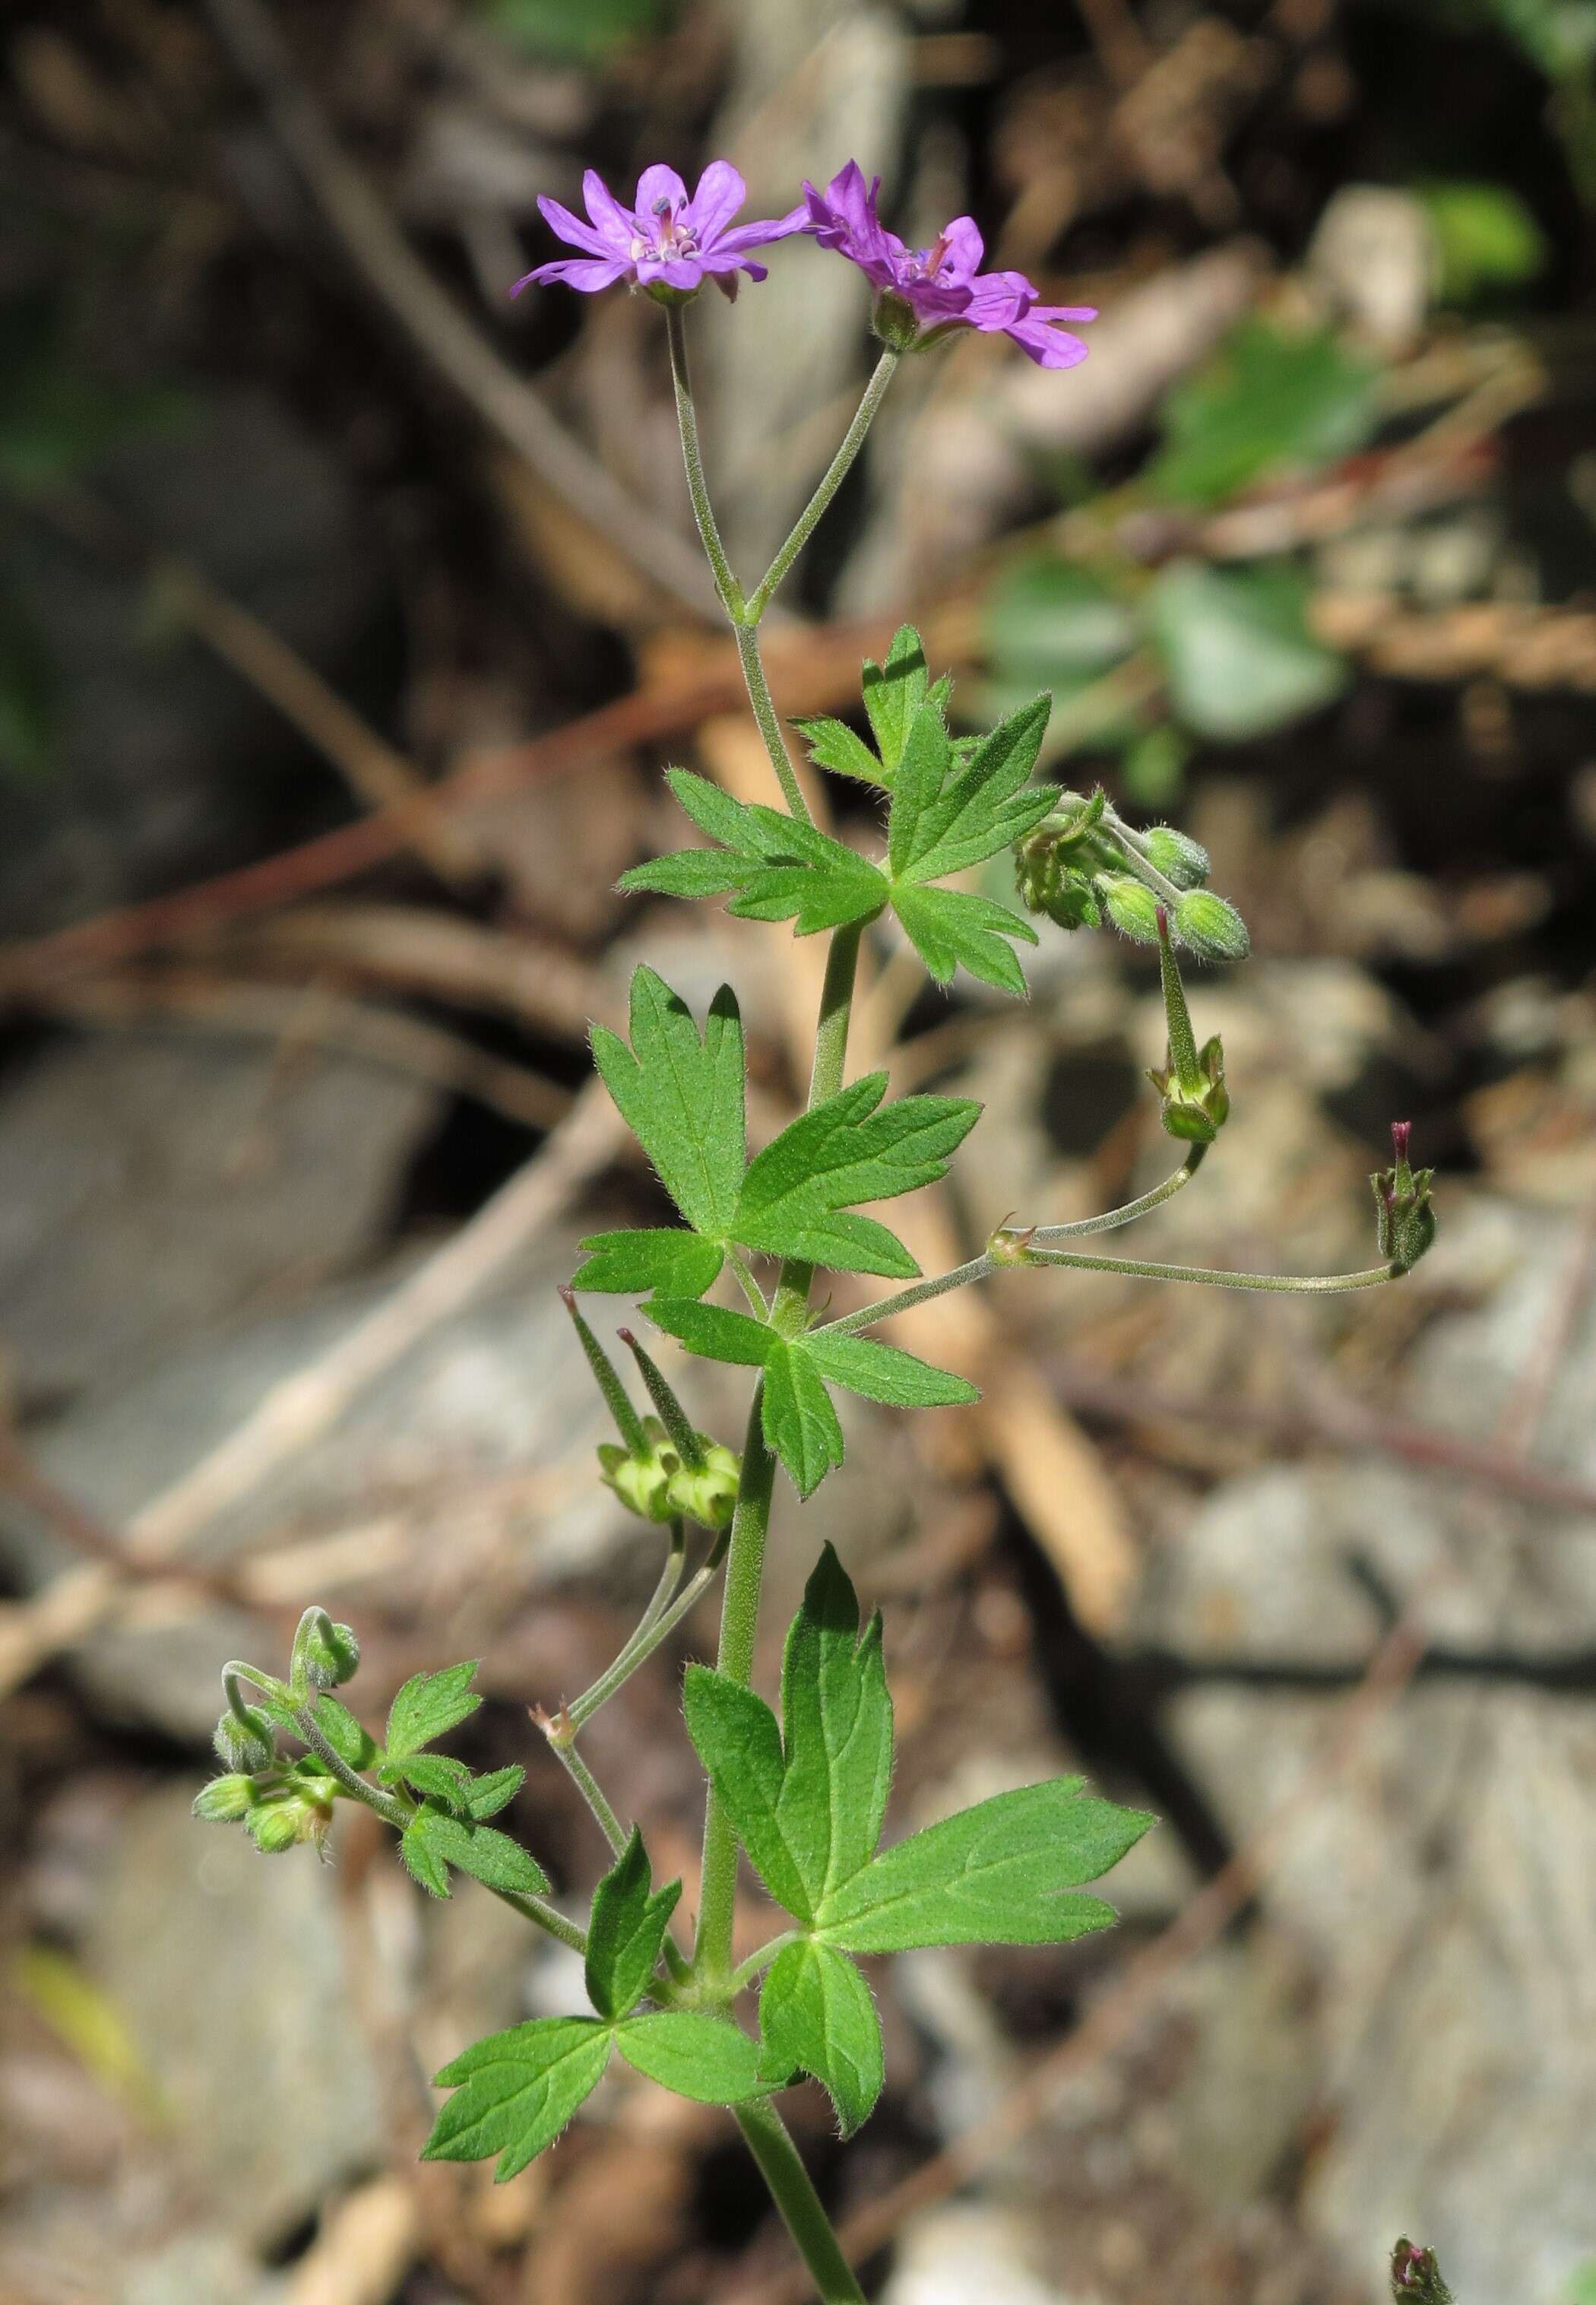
[936,216,986,283]
[581,169,635,247]
[715,211,809,254]
[634,253,705,289]
[698,246,769,281]
[685,159,746,245]
[536,192,619,259]
[1003,310,1094,367]
[961,270,1037,331]
[635,163,690,218]
[513,256,629,295]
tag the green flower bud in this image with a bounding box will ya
[194,1774,258,1823]
[301,1618,360,1690]
[1173,890,1249,962]
[1390,2242,1453,2305]
[1099,874,1162,945]
[214,1705,275,1774]
[1371,1122,1437,1273]
[1143,826,1210,889]
[245,1787,332,1857]
[1148,1033,1230,1146]
[244,1797,302,1855]
[1044,870,1104,931]
[666,1440,740,1531]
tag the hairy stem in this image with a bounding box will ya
[693,1389,776,1981]
[736,2099,868,2304]
[728,1929,800,1997]
[1021,1246,1402,1292]
[818,1156,1206,1336]
[546,1731,629,1857]
[697,918,866,1981]
[735,618,814,822]
[746,350,899,622]
[567,1530,727,1731]
[664,302,742,617]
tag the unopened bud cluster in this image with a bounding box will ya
[1015,790,1249,963]
[598,1422,741,1530]
[1371,1121,1437,1272]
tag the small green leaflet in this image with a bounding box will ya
[424,2010,761,2180]
[817,1777,1154,1953]
[647,1303,977,1498]
[891,883,1037,999]
[621,771,888,937]
[590,969,746,1241]
[861,624,936,779]
[760,1939,883,2138]
[400,1806,550,1902]
[386,1662,483,1761]
[686,1549,1153,2132]
[886,692,1056,883]
[571,1226,725,1300]
[584,1830,682,2021]
[734,1073,978,1277]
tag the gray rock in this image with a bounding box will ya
[83,1786,385,2255]
[0,1029,441,1404]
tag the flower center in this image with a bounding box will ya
[904,233,952,283]
[631,195,699,263]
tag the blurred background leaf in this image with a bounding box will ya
[1419,179,1549,299]
[1147,321,1381,509]
[1148,563,1348,742]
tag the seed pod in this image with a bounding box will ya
[667,1439,741,1531]
[245,1797,302,1855]
[1173,889,1249,962]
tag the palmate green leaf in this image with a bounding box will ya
[733,1073,979,1278]
[423,2009,761,2180]
[760,1939,884,2137]
[791,713,888,788]
[890,693,1056,884]
[572,1226,725,1300]
[465,1766,525,1821]
[818,1777,1154,1953]
[584,1829,682,2020]
[386,1662,482,1761]
[401,1806,551,1902]
[646,1302,977,1498]
[591,968,746,1240]
[423,2016,611,2180]
[683,1546,890,1924]
[891,883,1037,999]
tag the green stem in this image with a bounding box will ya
[697,919,867,1981]
[735,2099,868,2304]
[664,302,742,618]
[546,1732,628,1858]
[728,1929,800,1998]
[567,1529,727,1731]
[1021,1246,1402,1293]
[819,1156,1206,1336]
[735,617,813,823]
[693,1387,776,1981]
[746,350,899,622]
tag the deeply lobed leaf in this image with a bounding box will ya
[584,1830,682,2020]
[590,968,746,1240]
[760,1939,883,2138]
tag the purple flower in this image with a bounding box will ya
[796,161,1095,369]
[514,162,802,302]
